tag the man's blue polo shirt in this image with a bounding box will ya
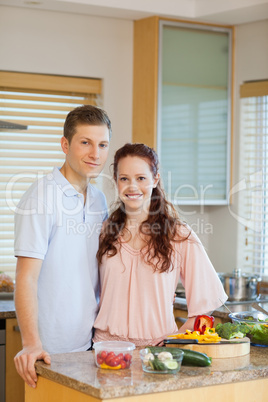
[14,167,108,354]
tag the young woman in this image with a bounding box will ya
[93,143,227,346]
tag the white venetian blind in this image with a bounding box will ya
[238,80,268,276]
[0,71,102,278]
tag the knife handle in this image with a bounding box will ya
[164,339,199,344]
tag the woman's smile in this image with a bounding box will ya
[125,193,143,199]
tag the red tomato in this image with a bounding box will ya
[97,356,104,365]
[125,360,130,368]
[100,351,108,360]
[105,352,115,365]
[116,353,124,362]
[124,353,132,362]
[109,357,121,367]
[120,360,127,369]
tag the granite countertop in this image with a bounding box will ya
[35,347,268,399]
[174,298,268,320]
[0,299,16,319]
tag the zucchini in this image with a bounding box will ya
[178,348,212,367]
[146,346,211,367]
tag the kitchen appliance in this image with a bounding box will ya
[0,320,5,402]
[217,269,261,302]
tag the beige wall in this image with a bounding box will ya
[1,5,267,273]
[0,5,133,209]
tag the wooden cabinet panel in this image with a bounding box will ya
[6,318,24,402]
[133,17,159,149]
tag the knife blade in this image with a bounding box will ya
[164,339,248,345]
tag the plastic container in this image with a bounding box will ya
[139,348,183,374]
[93,341,135,370]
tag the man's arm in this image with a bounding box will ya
[14,257,51,388]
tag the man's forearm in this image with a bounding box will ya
[14,258,42,347]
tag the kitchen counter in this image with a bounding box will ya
[26,346,268,402]
[0,299,16,319]
[174,297,268,320]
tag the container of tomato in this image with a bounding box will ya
[93,341,136,370]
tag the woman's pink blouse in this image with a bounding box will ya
[93,228,227,345]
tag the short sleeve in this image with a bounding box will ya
[176,229,228,317]
[14,196,53,260]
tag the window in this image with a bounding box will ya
[0,71,102,278]
[237,80,268,277]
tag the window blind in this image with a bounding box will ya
[0,71,102,278]
[238,88,268,276]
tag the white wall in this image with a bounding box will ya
[0,5,133,208]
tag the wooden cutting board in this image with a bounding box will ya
[165,337,250,359]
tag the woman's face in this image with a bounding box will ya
[116,156,159,216]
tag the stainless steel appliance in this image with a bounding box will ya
[0,320,5,402]
[218,269,261,302]
[175,269,262,304]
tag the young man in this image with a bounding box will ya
[13,105,111,388]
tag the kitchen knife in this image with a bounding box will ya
[164,339,248,345]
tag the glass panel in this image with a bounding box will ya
[158,23,231,204]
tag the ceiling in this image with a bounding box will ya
[1,0,268,25]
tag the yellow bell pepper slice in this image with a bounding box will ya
[167,326,221,343]
[100,363,122,370]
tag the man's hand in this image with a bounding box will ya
[14,345,51,388]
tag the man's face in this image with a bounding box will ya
[61,124,110,181]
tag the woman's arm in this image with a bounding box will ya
[176,316,197,333]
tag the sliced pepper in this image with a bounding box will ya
[100,363,121,370]
[167,327,221,343]
[194,315,215,335]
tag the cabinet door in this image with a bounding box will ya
[6,318,24,402]
[133,17,234,205]
[158,21,233,205]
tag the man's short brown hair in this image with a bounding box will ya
[63,105,112,143]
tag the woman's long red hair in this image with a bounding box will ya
[97,143,190,272]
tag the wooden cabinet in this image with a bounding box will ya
[257,280,268,295]
[133,17,234,205]
[6,318,24,402]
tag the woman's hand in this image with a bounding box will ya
[176,316,197,333]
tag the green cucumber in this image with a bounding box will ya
[151,357,166,371]
[146,346,211,367]
[178,348,212,367]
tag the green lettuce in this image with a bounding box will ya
[250,324,268,345]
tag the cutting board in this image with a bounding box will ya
[165,337,250,359]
